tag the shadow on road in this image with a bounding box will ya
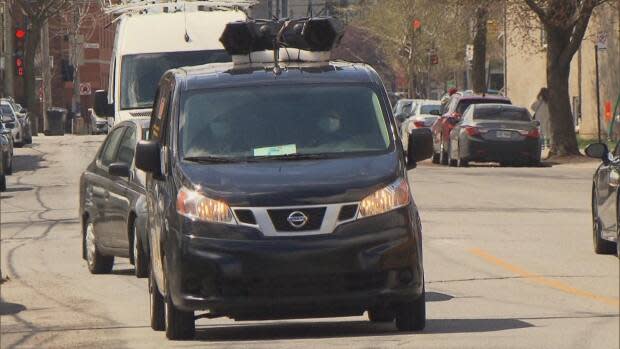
[12,154,46,173]
[0,301,27,316]
[193,317,533,341]
[426,291,454,302]
[3,187,33,193]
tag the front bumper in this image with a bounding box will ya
[461,136,540,162]
[165,206,424,319]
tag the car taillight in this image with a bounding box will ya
[414,121,425,128]
[527,129,540,138]
[464,126,480,136]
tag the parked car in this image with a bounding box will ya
[0,123,14,175]
[2,98,33,144]
[586,143,620,257]
[0,124,13,191]
[79,118,151,278]
[431,94,511,164]
[401,100,442,151]
[393,98,415,130]
[0,100,25,147]
[135,60,433,339]
[447,104,541,167]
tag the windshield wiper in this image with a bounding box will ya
[184,156,238,163]
[247,153,336,161]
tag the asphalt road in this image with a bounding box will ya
[1,135,618,349]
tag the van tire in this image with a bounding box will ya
[149,267,165,331]
[132,223,148,278]
[395,290,426,332]
[165,293,195,340]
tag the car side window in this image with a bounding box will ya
[116,126,136,165]
[99,127,126,167]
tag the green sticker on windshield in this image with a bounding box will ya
[253,144,297,157]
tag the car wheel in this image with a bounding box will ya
[165,290,195,340]
[368,308,394,322]
[592,189,616,254]
[84,222,114,274]
[395,289,426,332]
[431,152,440,164]
[439,143,448,165]
[149,267,166,331]
[0,175,6,192]
[447,143,457,167]
[26,135,32,144]
[132,223,149,278]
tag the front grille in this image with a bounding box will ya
[338,204,358,221]
[267,207,326,232]
[129,111,151,118]
[234,209,257,225]
[218,272,388,298]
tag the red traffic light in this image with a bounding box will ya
[412,20,421,30]
[17,67,24,76]
[15,28,26,40]
[15,58,23,67]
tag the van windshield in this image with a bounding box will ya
[120,50,230,110]
[180,85,392,160]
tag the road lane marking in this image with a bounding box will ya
[468,248,620,308]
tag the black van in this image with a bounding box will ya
[136,60,433,339]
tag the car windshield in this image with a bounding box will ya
[420,104,440,115]
[0,105,14,122]
[457,99,510,114]
[474,108,532,122]
[180,85,392,160]
[120,50,230,110]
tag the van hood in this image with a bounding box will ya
[180,152,402,207]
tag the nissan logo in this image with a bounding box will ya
[287,211,308,228]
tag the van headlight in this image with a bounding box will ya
[358,178,410,218]
[176,187,235,224]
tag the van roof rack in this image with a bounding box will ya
[103,0,256,16]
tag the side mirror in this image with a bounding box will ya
[407,128,433,169]
[135,140,162,175]
[585,143,609,163]
[94,90,114,118]
[108,162,131,178]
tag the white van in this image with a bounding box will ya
[94,2,249,123]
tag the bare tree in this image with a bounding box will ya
[520,0,610,156]
[14,0,71,132]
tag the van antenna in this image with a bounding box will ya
[184,2,191,42]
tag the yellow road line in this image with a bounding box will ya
[468,247,620,308]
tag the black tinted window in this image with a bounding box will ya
[116,127,136,165]
[457,99,510,114]
[474,108,531,121]
[180,85,391,159]
[100,128,126,167]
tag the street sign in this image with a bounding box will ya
[466,44,474,62]
[596,31,608,50]
[79,82,92,96]
[83,43,100,49]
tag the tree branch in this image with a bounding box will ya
[523,0,548,22]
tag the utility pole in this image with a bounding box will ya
[2,1,15,98]
[409,23,416,98]
[41,19,51,133]
[71,6,82,123]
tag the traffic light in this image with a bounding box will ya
[14,28,26,77]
